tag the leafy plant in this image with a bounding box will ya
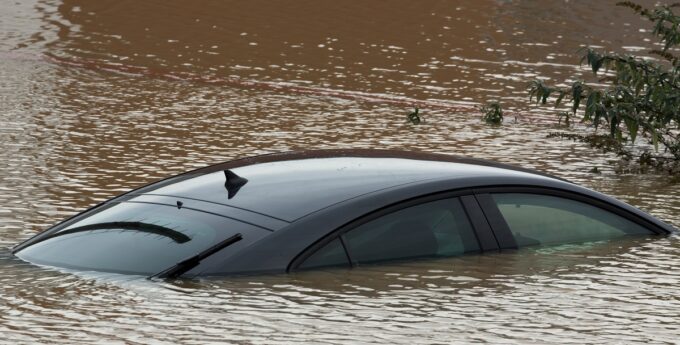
[528,2,680,162]
[407,106,422,125]
[480,101,503,125]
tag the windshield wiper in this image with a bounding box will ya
[26,221,192,248]
[154,233,243,279]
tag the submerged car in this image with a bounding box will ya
[12,149,677,278]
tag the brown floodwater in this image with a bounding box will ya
[1,0,679,343]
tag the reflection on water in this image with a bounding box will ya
[1,0,679,343]
[2,236,679,343]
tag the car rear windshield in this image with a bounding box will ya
[15,202,270,275]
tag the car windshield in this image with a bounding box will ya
[15,202,270,275]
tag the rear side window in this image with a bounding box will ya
[492,193,652,247]
[302,197,479,267]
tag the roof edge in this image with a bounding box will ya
[129,149,570,196]
[187,149,568,180]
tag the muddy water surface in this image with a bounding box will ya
[1,0,679,343]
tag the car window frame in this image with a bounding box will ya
[288,189,498,272]
[472,186,668,249]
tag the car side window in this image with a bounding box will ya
[339,197,479,265]
[297,238,349,270]
[491,193,653,247]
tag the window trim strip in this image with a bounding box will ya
[460,195,499,251]
[474,193,518,250]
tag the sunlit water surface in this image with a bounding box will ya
[1,0,679,343]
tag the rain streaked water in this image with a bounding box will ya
[1,0,679,343]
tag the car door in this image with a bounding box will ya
[289,192,499,271]
[472,187,664,249]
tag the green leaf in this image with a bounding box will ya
[541,89,551,104]
[624,116,639,142]
[584,91,600,121]
[592,57,604,74]
[571,82,584,113]
[610,116,619,138]
[554,91,566,108]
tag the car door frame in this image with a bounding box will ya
[287,188,500,272]
[471,186,670,250]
